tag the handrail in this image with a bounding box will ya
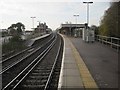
[95,35,120,52]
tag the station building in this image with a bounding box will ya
[59,23,95,42]
[35,22,48,35]
[59,23,86,37]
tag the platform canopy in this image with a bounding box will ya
[59,24,87,36]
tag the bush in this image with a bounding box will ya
[10,35,22,42]
[2,36,27,54]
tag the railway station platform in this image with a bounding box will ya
[25,34,50,46]
[58,35,98,89]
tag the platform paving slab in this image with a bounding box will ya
[58,34,99,90]
[69,36,118,88]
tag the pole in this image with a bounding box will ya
[73,14,79,29]
[83,2,93,42]
[73,14,79,25]
[83,2,93,25]
[37,21,40,25]
[31,17,36,30]
[73,14,79,37]
[87,3,89,24]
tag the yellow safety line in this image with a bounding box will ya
[65,36,99,90]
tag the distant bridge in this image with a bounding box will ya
[60,24,86,28]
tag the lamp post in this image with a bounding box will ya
[73,14,79,25]
[83,2,93,42]
[73,14,79,37]
[83,2,93,26]
[30,17,36,30]
[37,21,41,25]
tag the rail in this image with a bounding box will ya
[0,34,55,75]
[2,34,57,90]
[44,35,61,90]
[95,35,120,52]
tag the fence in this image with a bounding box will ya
[95,35,120,52]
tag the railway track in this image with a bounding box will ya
[2,33,56,88]
[1,33,53,74]
[1,33,52,61]
[2,33,63,90]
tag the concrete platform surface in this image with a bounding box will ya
[58,35,98,90]
[69,36,118,88]
[25,34,50,46]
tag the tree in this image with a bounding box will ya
[99,2,120,38]
[16,22,25,35]
[8,22,25,42]
[8,22,25,36]
[8,24,17,36]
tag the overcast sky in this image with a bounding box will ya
[0,0,117,30]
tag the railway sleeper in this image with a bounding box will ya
[22,84,45,88]
[25,79,47,85]
[34,69,51,72]
[21,79,48,87]
[35,66,53,70]
[29,76,47,79]
[26,79,46,83]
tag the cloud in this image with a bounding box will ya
[1,0,119,3]
[1,1,110,30]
